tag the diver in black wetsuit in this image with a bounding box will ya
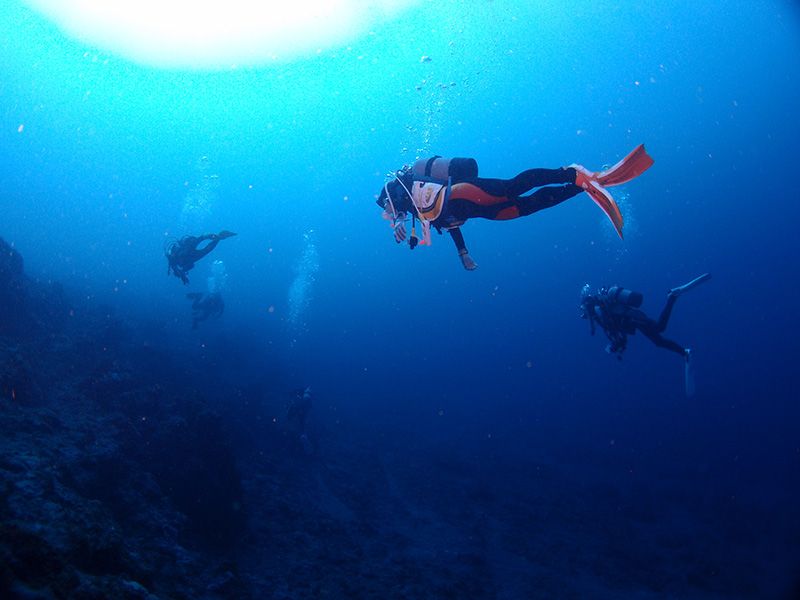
[379,162,584,271]
[580,273,711,361]
[186,291,224,329]
[286,387,313,455]
[377,146,654,270]
[165,230,236,284]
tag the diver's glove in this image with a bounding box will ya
[393,212,408,243]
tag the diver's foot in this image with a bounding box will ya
[217,230,237,239]
[569,164,597,189]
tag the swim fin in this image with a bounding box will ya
[684,349,695,397]
[217,230,237,239]
[573,166,625,239]
[670,273,711,297]
[596,144,655,187]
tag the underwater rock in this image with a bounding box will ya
[27,280,69,335]
[0,238,69,338]
[142,410,246,550]
[0,238,27,336]
[0,237,24,279]
[0,341,42,404]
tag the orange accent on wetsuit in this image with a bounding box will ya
[448,183,523,221]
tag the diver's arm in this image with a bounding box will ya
[448,227,477,271]
[449,227,467,254]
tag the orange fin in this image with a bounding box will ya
[596,144,654,187]
[583,181,624,239]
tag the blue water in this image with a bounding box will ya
[2,1,799,597]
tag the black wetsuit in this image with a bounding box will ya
[167,234,220,284]
[287,390,312,435]
[187,292,224,329]
[589,291,685,357]
[445,168,581,222]
[378,166,582,255]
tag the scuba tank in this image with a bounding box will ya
[412,156,478,183]
[606,286,643,308]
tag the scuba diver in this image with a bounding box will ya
[165,230,236,284]
[580,273,711,395]
[286,387,313,455]
[185,259,228,329]
[580,273,711,358]
[376,145,654,270]
[186,291,224,329]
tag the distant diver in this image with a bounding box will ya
[580,273,711,395]
[186,291,225,329]
[165,230,237,284]
[286,387,313,455]
[376,145,654,270]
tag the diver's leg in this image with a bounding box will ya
[656,294,679,332]
[641,331,686,356]
[192,237,220,261]
[505,168,576,196]
[516,184,583,216]
[447,180,580,222]
[474,168,576,198]
[639,320,686,355]
[447,184,516,221]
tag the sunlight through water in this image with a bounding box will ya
[23,0,418,68]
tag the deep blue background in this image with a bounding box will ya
[2,0,799,593]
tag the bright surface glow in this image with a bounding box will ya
[24,0,416,68]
